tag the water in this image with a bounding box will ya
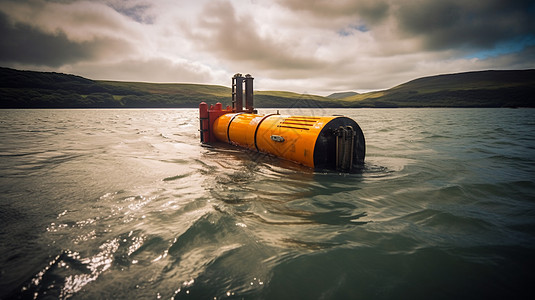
[0,108,534,299]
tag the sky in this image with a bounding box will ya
[0,0,534,95]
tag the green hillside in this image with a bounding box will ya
[342,70,535,107]
[0,67,230,108]
[327,91,359,99]
[0,67,337,108]
[0,67,533,108]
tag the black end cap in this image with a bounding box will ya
[313,117,366,171]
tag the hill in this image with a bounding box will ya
[327,91,359,99]
[0,67,338,108]
[341,69,535,107]
[0,67,533,108]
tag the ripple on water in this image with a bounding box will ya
[2,108,535,299]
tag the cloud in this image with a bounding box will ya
[276,0,390,23]
[60,57,217,83]
[106,0,155,24]
[185,0,327,73]
[277,0,535,53]
[0,0,533,95]
[0,0,143,67]
[252,0,535,93]
[0,0,144,43]
[0,11,94,67]
[394,0,535,51]
[0,0,226,83]
[473,45,535,71]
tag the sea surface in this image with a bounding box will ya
[0,108,534,299]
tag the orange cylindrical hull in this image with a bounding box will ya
[212,113,365,170]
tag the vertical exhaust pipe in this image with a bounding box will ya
[232,74,244,113]
[244,74,254,112]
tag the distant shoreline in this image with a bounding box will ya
[1,67,534,108]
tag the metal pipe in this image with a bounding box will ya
[244,74,254,112]
[232,74,244,112]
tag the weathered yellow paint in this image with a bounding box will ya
[212,113,339,168]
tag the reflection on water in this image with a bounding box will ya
[0,108,534,299]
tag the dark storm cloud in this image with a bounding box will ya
[0,11,94,67]
[395,0,535,51]
[0,11,134,68]
[277,0,535,52]
[276,0,390,23]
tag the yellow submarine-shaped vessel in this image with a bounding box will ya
[199,74,365,172]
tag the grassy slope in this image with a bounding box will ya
[99,81,336,108]
[99,80,230,97]
[1,67,533,108]
[327,91,359,99]
[342,69,535,107]
[254,90,338,108]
